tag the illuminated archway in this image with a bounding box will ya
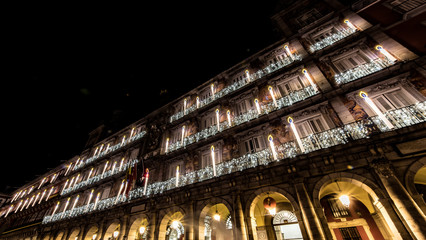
[128,215,149,240]
[405,157,426,214]
[159,209,185,240]
[55,231,65,240]
[68,227,80,240]
[104,220,121,240]
[313,174,403,240]
[84,225,98,240]
[199,202,233,240]
[248,190,303,240]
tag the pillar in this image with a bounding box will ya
[233,194,248,240]
[294,182,326,239]
[374,162,426,239]
[184,201,195,240]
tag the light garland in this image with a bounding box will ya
[309,26,356,52]
[169,52,301,123]
[41,102,425,224]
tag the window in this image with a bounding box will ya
[169,161,184,179]
[339,227,362,240]
[333,53,367,72]
[201,148,221,168]
[327,197,350,218]
[242,135,266,154]
[277,76,307,96]
[296,115,328,137]
[273,210,303,240]
[202,113,216,130]
[296,9,323,27]
[372,89,414,112]
[236,99,255,116]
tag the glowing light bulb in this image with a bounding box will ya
[196,96,200,108]
[245,69,250,82]
[344,19,357,31]
[113,230,119,238]
[213,212,220,221]
[183,98,187,114]
[254,99,261,115]
[227,110,231,127]
[216,109,220,131]
[268,86,278,107]
[175,166,180,187]
[211,83,215,99]
[181,125,186,143]
[171,220,179,229]
[139,226,146,234]
[143,168,149,195]
[284,45,294,60]
[375,45,397,62]
[92,234,97,240]
[339,195,350,208]
[51,201,60,216]
[288,117,305,153]
[165,137,169,153]
[268,135,278,160]
[359,91,394,129]
[211,145,217,177]
[302,68,318,91]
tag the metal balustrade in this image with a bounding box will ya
[42,101,425,224]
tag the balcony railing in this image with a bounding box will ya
[309,27,357,52]
[42,101,425,224]
[170,54,302,123]
[334,58,395,85]
[167,85,319,153]
[61,159,139,196]
[71,131,146,172]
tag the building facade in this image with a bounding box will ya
[1,0,426,239]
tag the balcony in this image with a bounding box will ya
[42,101,425,224]
[309,27,357,53]
[334,57,395,85]
[169,54,302,123]
[61,159,139,196]
[167,85,319,153]
[71,131,146,172]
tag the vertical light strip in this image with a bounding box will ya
[359,91,394,129]
[211,146,217,177]
[288,117,306,153]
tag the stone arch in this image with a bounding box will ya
[127,213,150,240]
[243,186,305,240]
[83,224,99,240]
[158,206,186,240]
[405,157,426,214]
[312,172,403,239]
[54,231,65,240]
[197,196,234,240]
[103,219,121,240]
[68,227,80,240]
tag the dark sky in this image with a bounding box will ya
[1,1,283,194]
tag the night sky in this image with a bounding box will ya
[2,1,284,194]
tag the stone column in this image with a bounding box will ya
[148,211,158,240]
[374,162,426,239]
[233,194,248,240]
[119,214,129,240]
[185,201,195,240]
[294,182,326,239]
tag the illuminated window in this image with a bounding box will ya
[372,89,414,112]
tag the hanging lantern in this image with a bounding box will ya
[339,195,350,208]
[263,196,277,215]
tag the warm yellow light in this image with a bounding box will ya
[139,226,146,234]
[344,19,357,31]
[268,207,277,215]
[92,234,97,240]
[375,45,397,62]
[339,195,350,208]
[113,230,119,238]
[211,145,216,176]
[359,91,368,98]
[254,98,261,114]
[171,220,180,229]
[213,213,220,221]
[227,110,231,127]
[268,86,278,107]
